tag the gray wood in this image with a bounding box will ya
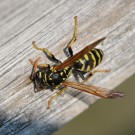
[0,0,135,134]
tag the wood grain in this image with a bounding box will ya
[0,0,135,134]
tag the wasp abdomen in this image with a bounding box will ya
[73,48,104,72]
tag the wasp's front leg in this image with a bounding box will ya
[32,41,61,64]
[47,87,67,109]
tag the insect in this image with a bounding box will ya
[29,16,125,109]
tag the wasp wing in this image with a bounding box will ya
[62,81,125,99]
[54,37,106,70]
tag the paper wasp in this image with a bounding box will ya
[29,16,125,109]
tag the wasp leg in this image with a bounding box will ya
[47,87,67,109]
[75,70,85,81]
[29,58,49,69]
[83,69,111,83]
[64,16,78,57]
[37,64,49,69]
[32,41,61,64]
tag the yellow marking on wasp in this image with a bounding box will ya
[69,70,72,75]
[67,70,72,77]
[89,52,96,67]
[45,74,49,86]
[76,60,79,63]
[81,64,85,71]
[66,70,71,78]
[64,69,66,73]
[94,49,101,64]
[67,73,71,78]
[84,54,89,61]
[50,66,53,71]
[65,67,69,70]
[50,67,57,72]
[49,78,52,80]
[78,58,85,71]
[79,58,84,64]
[63,78,66,80]
[52,83,54,85]
[55,86,59,89]
[39,72,42,77]
[54,70,57,72]
[60,72,63,76]
[86,66,90,72]
[68,70,71,76]
[38,64,49,68]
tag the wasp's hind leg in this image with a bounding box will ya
[74,69,110,83]
[32,41,61,64]
[73,70,86,82]
[83,69,111,83]
[64,16,78,57]
[47,87,67,109]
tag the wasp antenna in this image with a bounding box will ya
[32,41,36,45]
[29,59,34,65]
[74,16,78,19]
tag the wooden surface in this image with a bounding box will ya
[0,0,135,134]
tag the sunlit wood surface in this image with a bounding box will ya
[0,0,135,134]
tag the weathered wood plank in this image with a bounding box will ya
[0,0,135,134]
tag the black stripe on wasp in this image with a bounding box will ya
[29,16,125,109]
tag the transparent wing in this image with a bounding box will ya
[54,37,106,70]
[62,81,125,98]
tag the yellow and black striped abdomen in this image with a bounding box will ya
[73,48,104,72]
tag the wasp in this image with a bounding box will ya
[29,16,125,109]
